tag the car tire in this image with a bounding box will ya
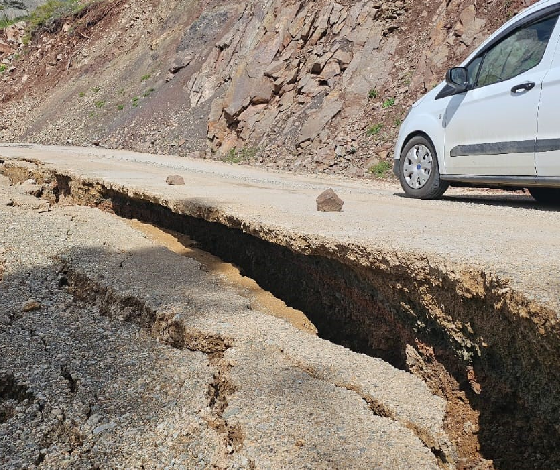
[528,187,560,205]
[398,136,449,199]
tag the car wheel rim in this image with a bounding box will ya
[402,144,433,190]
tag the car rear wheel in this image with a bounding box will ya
[528,187,560,205]
[399,136,448,199]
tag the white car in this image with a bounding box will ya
[394,0,560,203]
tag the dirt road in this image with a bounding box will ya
[1,143,558,309]
[1,143,560,469]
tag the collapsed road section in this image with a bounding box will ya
[1,144,560,469]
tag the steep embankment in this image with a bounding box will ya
[0,0,531,176]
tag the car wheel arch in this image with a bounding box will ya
[400,130,447,171]
[400,131,437,159]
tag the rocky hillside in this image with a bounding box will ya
[0,0,534,177]
[1,0,43,20]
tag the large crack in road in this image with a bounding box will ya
[1,149,560,469]
[0,164,447,469]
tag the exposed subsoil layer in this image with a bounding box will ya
[126,220,317,335]
[3,162,560,469]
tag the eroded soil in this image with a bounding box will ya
[127,220,317,335]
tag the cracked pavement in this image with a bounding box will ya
[0,169,446,468]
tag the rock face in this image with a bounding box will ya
[0,0,534,176]
[316,188,344,212]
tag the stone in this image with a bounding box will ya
[264,60,285,79]
[166,175,185,185]
[316,188,344,212]
[0,41,14,55]
[333,50,353,70]
[321,61,341,81]
[299,97,342,143]
[251,77,275,105]
[169,52,193,74]
[222,68,253,122]
[20,181,42,197]
[22,299,41,312]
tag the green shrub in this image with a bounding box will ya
[0,64,6,73]
[368,88,378,99]
[26,0,86,34]
[369,161,392,177]
[366,124,383,136]
[222,147,258,164]
[4,1,91,44]
[143,87,155,97]
[0,16,18,29]
[382,97,395,108]
[94,100,105,108]
[140,74,150,82]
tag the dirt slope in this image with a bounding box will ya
[0,0,534,176]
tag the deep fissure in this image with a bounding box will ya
[0,372,34,424]
[3,165,560,469]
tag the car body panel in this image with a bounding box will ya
[536,33,560,176]
[441,66,547,176]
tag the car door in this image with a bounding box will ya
[536,28,560,177]
[442,14,559,176]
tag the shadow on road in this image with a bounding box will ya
[394,190,560,211]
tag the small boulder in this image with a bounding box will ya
[22,299,41,312]
[166,175,185,185]
[316,188,344,212]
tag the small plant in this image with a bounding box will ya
[119,88,125,95]
[368,88,378,99]
[394,118,402,127]
[402,72,413,86]
[132,96,140,107]
[367,124,383,136]
[0,64,6,73]
[382,97,395,108]
[89,111,95,117]
[0,16,17,30]
[94,100,105,108]
[222,146,259,164]
[140,74,151,82]
[143,87,155,97]
[92,86,100,93]
[369,161,392,177]
[117,104,124,110]
[24,0,87,38]
[224,148,241,163]
[79,91,85,97]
